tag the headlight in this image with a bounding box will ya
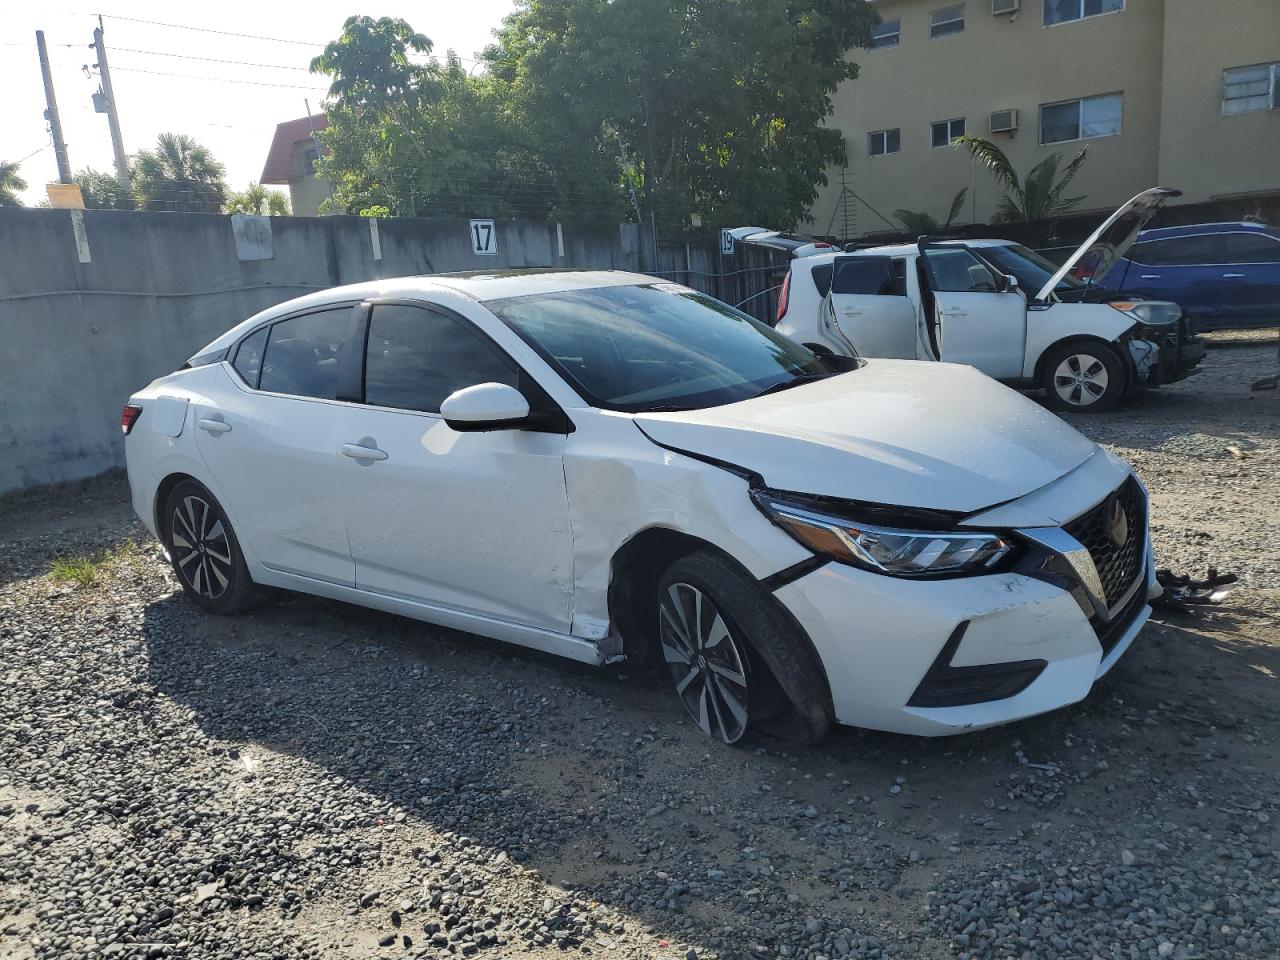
[1109,301,1181,326]
[754,492,1013,578]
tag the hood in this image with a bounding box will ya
[1036,187,1181,302]
[634,360,1097,515]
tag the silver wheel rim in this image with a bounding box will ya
[171,495,233,600]
[1053,353,1109,407]
[659,582,750,744]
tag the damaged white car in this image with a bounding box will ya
[771,188,1205,412]
[125,270,1159,745]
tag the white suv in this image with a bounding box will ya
[771,189,1204,412]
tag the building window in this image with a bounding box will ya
[931,117,966,148]
[930,4,966,38]
[868,129,901,157]
[871,18,901,48]
[1040,93,1122,144]
[1223,63,1279,115]
[1044,0,1123,26]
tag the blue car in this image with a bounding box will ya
[1096,222,1280,328]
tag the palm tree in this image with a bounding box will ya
[75,168,133,210]
[894,187,968,235]
[954,135,1088,243]
[131,133,227,213]
[225,182,291,216]
[0,161,28,207]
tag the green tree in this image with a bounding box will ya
[482,0,879,227]
[0,161,28,207]
[954,135,1088,243]
[225,182,291,215]
[311,2,879,226]
[894,187,968,235]
[131,133,227,213]
[74,168,133,209]
[312,20,584,220]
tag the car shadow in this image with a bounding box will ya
[137,579,1279,954]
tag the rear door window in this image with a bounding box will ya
[259,308,353,399]
[832,257,903,296]
[1225,232,1280,264]
[1130,235,1224,266]
[364,304,518,413]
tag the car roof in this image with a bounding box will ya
[1137,221,1276,240]
[189,269,659,361]
[269,269,657,315]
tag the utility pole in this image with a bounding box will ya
[36,30,72,184]
[91,18,130,192]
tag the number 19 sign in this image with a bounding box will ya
[470,219,498,256]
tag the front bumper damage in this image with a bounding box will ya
[1126,315,1206,387]
[771,474,1156,737]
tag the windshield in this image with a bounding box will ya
[487,283,832,412]
[976,244,1085,298]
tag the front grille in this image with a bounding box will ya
[1063,476,1146,609]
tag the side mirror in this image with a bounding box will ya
[1000,274,1020,294]
[440,382,531,432]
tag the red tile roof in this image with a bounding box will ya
[260,114,328,184]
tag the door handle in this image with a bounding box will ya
[197,417,231,435]
[943,308,967,317]
[1223,273,1245,279]
[1139,274,1161,280]
[341,442,388,462]
[841,308,863,316]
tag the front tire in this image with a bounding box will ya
[656,551,833,746]
[1040,340,1127,413]
[163,480,260,614]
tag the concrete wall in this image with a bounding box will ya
[287,176,332,218]
[814,0,1279,236]
[1158,0,1280,200]
[0,209,779,495]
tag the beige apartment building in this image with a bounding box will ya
[810,0,1280,237]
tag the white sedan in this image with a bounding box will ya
[124,270,1158,745]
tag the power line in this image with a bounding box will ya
[95,13,325,47]
[109,46,312,72]
[14,142,53,165]
[111,66,329,92]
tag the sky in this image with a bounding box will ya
[2,2,517,205]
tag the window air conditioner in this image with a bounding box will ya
[990,109,1019,133]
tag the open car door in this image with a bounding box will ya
[822,255,919,359]
[918,243,1027,379]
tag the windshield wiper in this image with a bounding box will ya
[749,372,832,400]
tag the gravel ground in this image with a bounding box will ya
[2,346,1278,960]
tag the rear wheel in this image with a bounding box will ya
[163,480,260,614]
[656,551,833,745]
[1040,340,1127,413]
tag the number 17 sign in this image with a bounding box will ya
[470,219,498,255]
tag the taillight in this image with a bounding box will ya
[121,404,142,435]
[776,270,792,326]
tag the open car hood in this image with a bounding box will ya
[634,360,1097,515]
[1035,187,1181,302]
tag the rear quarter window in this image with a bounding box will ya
[232,327,268,388]
[810,263,834,297]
